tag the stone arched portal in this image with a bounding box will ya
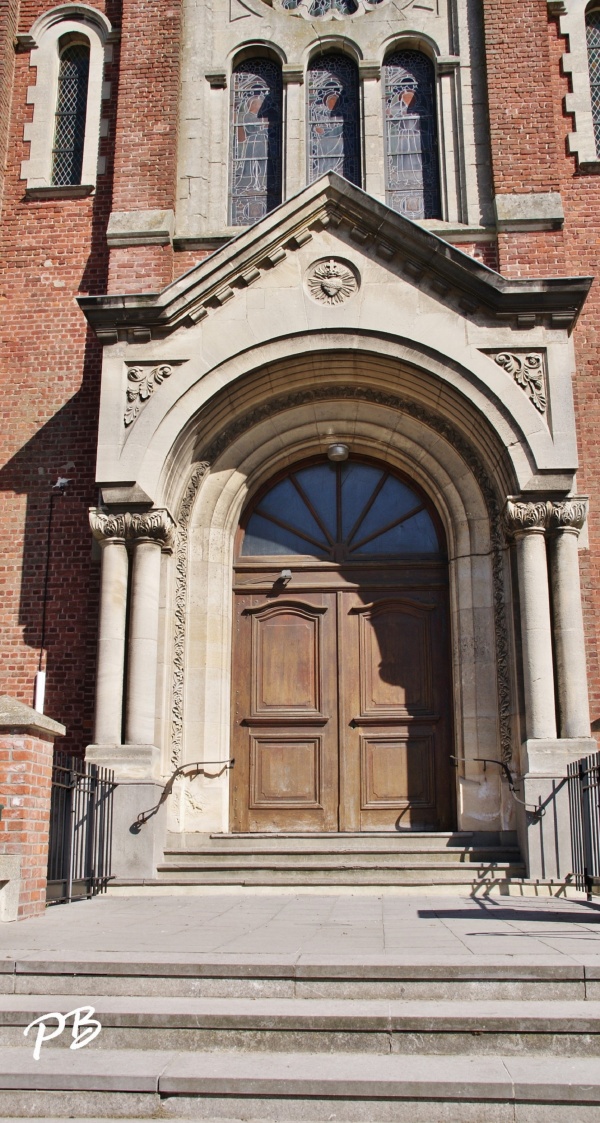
[82,174,595,885]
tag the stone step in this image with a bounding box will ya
[152,865,526,886]
[161,848,522,867]
[169,831,515,852]
[1,1047,600,1120]
[3,957,597,1001]
[3,994,600,1055]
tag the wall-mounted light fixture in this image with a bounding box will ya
[327,443,349,462]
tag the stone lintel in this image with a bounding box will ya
[0,695,65,739]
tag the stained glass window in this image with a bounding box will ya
[307,54,361,186]
[230,59,283,227]
[383,50,440,220]
[241,461,441,559]
[587,8,600,155]
[51,41,90,186]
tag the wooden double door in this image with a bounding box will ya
[231,580,454,832]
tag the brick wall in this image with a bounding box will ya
[0,1,119,752]
[0,730,54,919]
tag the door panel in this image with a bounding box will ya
[340,591,453,830]
[231,594,338,831]
[231,585,454,832]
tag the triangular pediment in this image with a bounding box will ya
[79,174,591,341]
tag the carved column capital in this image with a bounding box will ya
[547,496,588,535]
[127,509,176,552]
[89,508,128,543]
[89,507,176,551]
[503,497,550,537]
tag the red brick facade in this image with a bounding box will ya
[0,725,57,919]
[1,0,599,755]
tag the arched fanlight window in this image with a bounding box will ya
[307,54,361,186]
[382,50,440,220]
[51,39,90,186]
[587,7,600,155]
[241,460,442,559]
[229,58,283,226]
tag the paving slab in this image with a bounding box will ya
[0,894,599,967]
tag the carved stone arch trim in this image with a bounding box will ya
[171,461,210,766]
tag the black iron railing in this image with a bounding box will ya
[568,751,600,899]
[46,752,116,905]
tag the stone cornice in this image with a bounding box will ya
[90,508,176,550]
[78,174,592,341]
[504,496,588,536]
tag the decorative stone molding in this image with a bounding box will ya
[107,209,175,249]
[199,383,513,767]
[492,352,546,414]
[547,497,588,533]
[171,463,211,767]
[125,364,174,427]
[21,5,112,189]
[89,508,176,551]
[494,192,564,232]
[554,0,600,169]
[504,499,551,535]
[306,259,359,306]
[504,497,588,537]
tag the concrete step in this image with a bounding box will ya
[3,956,598,1000]
[1,1047,600,1120]
[3,994,600,1055]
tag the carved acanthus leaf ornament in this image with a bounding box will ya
[171,463,210,767]
[125,365,173,427]
[494,353,546,413]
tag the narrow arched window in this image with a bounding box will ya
[383,50,440,220]
[51,40,90,186]
[230,59,283,226]
[587,7,600,155]
[307,54,361,186]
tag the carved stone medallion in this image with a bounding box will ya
[306,259,359,306]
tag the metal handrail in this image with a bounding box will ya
[133,759,235,830]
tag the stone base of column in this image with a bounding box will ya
[86,744,166,881]
[517,738,598,882]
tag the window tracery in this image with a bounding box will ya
[383,50,440,220]
[307,54,361,186]
[230,59,283,227]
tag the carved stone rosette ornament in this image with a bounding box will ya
[89,508,176,551]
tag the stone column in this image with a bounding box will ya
[504,499,556,740]
[283,67,304,200]
[125,510,175,746]
[360,63,383,202]
[89,510,129,746]
[548,498,591,739]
